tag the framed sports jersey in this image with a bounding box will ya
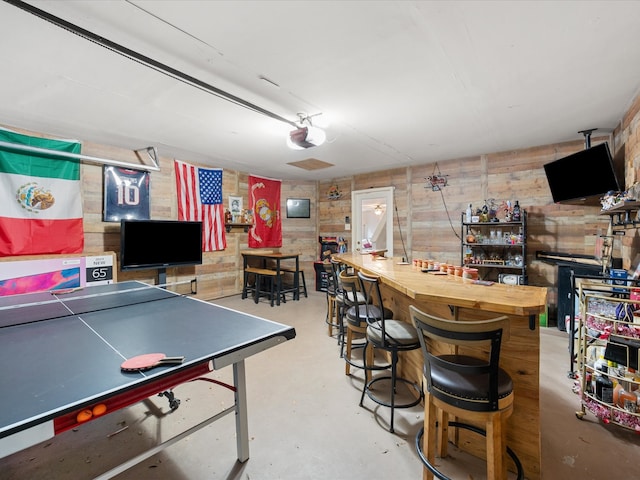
[103,166,150,222]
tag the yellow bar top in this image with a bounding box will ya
[334,253,548,317]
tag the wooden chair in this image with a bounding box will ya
[409,305,522,480]
[357,271,422,433]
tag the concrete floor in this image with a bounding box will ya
[2,289,640,479]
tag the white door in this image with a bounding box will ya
[351,187,394,257]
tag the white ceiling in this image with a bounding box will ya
[1,0,640,181]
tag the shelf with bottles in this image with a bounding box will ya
[462,244,524,267]
[460,206,527,283]
[579,384,640,431]
[224,207,253,232]
[461,225,525,242]
[462,260,524,270]
[225,223,250,233]
[575,282,640,431]
[600,195,640,229]
[463,199,523,223]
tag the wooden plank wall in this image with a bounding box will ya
[1,125,318,301]
[318,89,640,325]
[4,86,640,318]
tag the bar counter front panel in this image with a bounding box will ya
[335,253,548,480]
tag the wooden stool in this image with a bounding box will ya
[409,305,522,480]
[280,268,307,300]
[243,267,279,306]
[297,269,307,297]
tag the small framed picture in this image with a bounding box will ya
[229,195,243,219]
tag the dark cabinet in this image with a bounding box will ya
[557,264,603,331]
[314,261,328,292]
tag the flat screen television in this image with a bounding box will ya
[120,220,203,271]
[543,142,622,206]
[286,198,311,218]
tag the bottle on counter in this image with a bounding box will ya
[465,204,473,223]
[512,200,521,222]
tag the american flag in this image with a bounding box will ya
[174,160,226,251]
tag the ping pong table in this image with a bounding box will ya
[0,281,296,478]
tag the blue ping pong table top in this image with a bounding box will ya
[0,281,296,439]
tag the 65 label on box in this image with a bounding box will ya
[85,256,114,285]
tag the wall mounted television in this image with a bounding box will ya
[543,142,622,206]
[286,198,311,218]
[120,220,203,274]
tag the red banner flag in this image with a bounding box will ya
[174,160,226,252]
[248,175,281,248]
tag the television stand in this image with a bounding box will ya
[157,267,167,288]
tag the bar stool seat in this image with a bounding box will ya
[409,305,523,480]
[242,267,280,306]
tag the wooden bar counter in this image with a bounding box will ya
[334,253,548,480]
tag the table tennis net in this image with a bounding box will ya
[0,284,180,329]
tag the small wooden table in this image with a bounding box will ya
[241,252,301,305]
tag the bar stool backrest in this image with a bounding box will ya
[357,271,391,343]
[339,270,361,307]
[323,263,337,297]
[330,259,347,293]
[409,305,511,412]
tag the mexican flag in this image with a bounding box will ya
[0,128,83,256]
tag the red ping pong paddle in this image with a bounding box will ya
[120,353,185,372]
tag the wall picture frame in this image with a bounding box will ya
[229,195,242,219]
[286,198,310,218]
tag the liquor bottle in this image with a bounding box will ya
[512,200,521,222]
[595,365,614,403]
[465,204,472,223]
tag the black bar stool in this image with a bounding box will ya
[340,270,391,382]
[357,271,422,433]
[324,261,341,337]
